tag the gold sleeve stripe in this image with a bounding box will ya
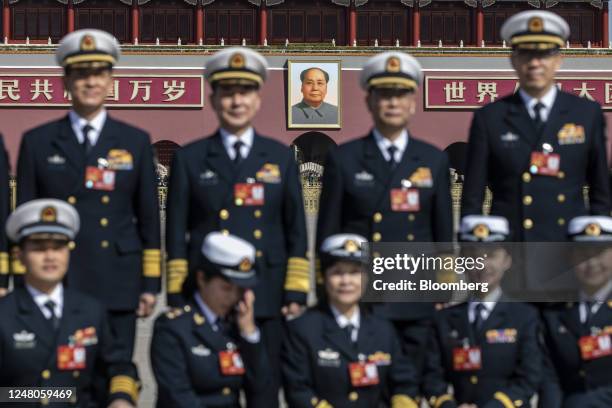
[493,392,515,408]
[315,400,333,408]
[110,375,139,403]
[285,257,310,293]
[391,394,418,408]
[143,249,161,278]
[433,394,454,408]
[167,259,189,294]
[288,257,310,269]
[0,252,8,275]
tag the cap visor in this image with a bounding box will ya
[220,268,258,288]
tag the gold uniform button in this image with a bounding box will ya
[253,229,262,239]
[73,371,80,378]
[514,400,523,407]
[311,397,319,406]
[348,391,358,401]
[254,210,262,218]
[523,195,533,205]
[470,375,478,384]
[373,251,381,258]
[523,219,533,229]
[68,241,76,250]
[408,214,415,221]
[558,218,565,226]
[557,194,565,203]
[101,240,109,248]
[100,218,108,227]
[219,209,229,220]
[221,229,229,236]
[522,172,531,183]
[67,196,77,204]
[373,212,382,223]
[256,250,263,258]
[557,171,565,179]
[407,234,415,241]
[42,369,51,379]
[372,232,381,242]
[41,397,49,406]
[222,387,231,395]
[101,195,110,204]
[235,198,244,206]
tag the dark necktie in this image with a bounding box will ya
[216,317,229,336]
[387,145,398,170]
[233,141,244,166]
[583,301,594,327]
[533,102,545,133]
[472,303,486,333]
[44,300,60,330]
[343,323,356,346]
[82,124,93,155]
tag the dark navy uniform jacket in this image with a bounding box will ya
[462,91,611,242]
[316,132,452,324]
[165,131,309,316]
[424,301,541,408]
[150,301,271,408]
[540,298,612,408]
[16,115,161,310]
[0,287,138,407]
[282,304,419,408]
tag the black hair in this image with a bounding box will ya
[300,67,329,83]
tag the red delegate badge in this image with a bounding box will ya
[234,183,264,206]
[529,152,560,177]
[348,361,379,387]
[390,189,420,212]
[85,166,116,191]
[452,347,482,371]
[57,345,86,370]
[579,334,612,361]
[219,350,246,376]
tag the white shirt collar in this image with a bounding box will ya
[469,287,502,319]
[518,86,557,121]
[26,283,64,319]
[372,128,409,162]
[194,291,226,329]
[330,304,360,330]
[219,127,254,160]
[69,109,107,145]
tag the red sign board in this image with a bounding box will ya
[425,75,612,110]
[0,74,203,107]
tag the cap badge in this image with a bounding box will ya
[585,223,601,237]
[239,257,252,272]
[41,206,57,223]
[528,17,544,33]
[344,240,359,253]
[386,56,401,73]
[80,35,96,51]
[473,224,490,239]
[230,53,246,69]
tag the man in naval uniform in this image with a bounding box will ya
[316,51,453,394]
[291,67,339,126]
[461,11,611,242]
[165,47,309,408]
[16,29,161,368]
